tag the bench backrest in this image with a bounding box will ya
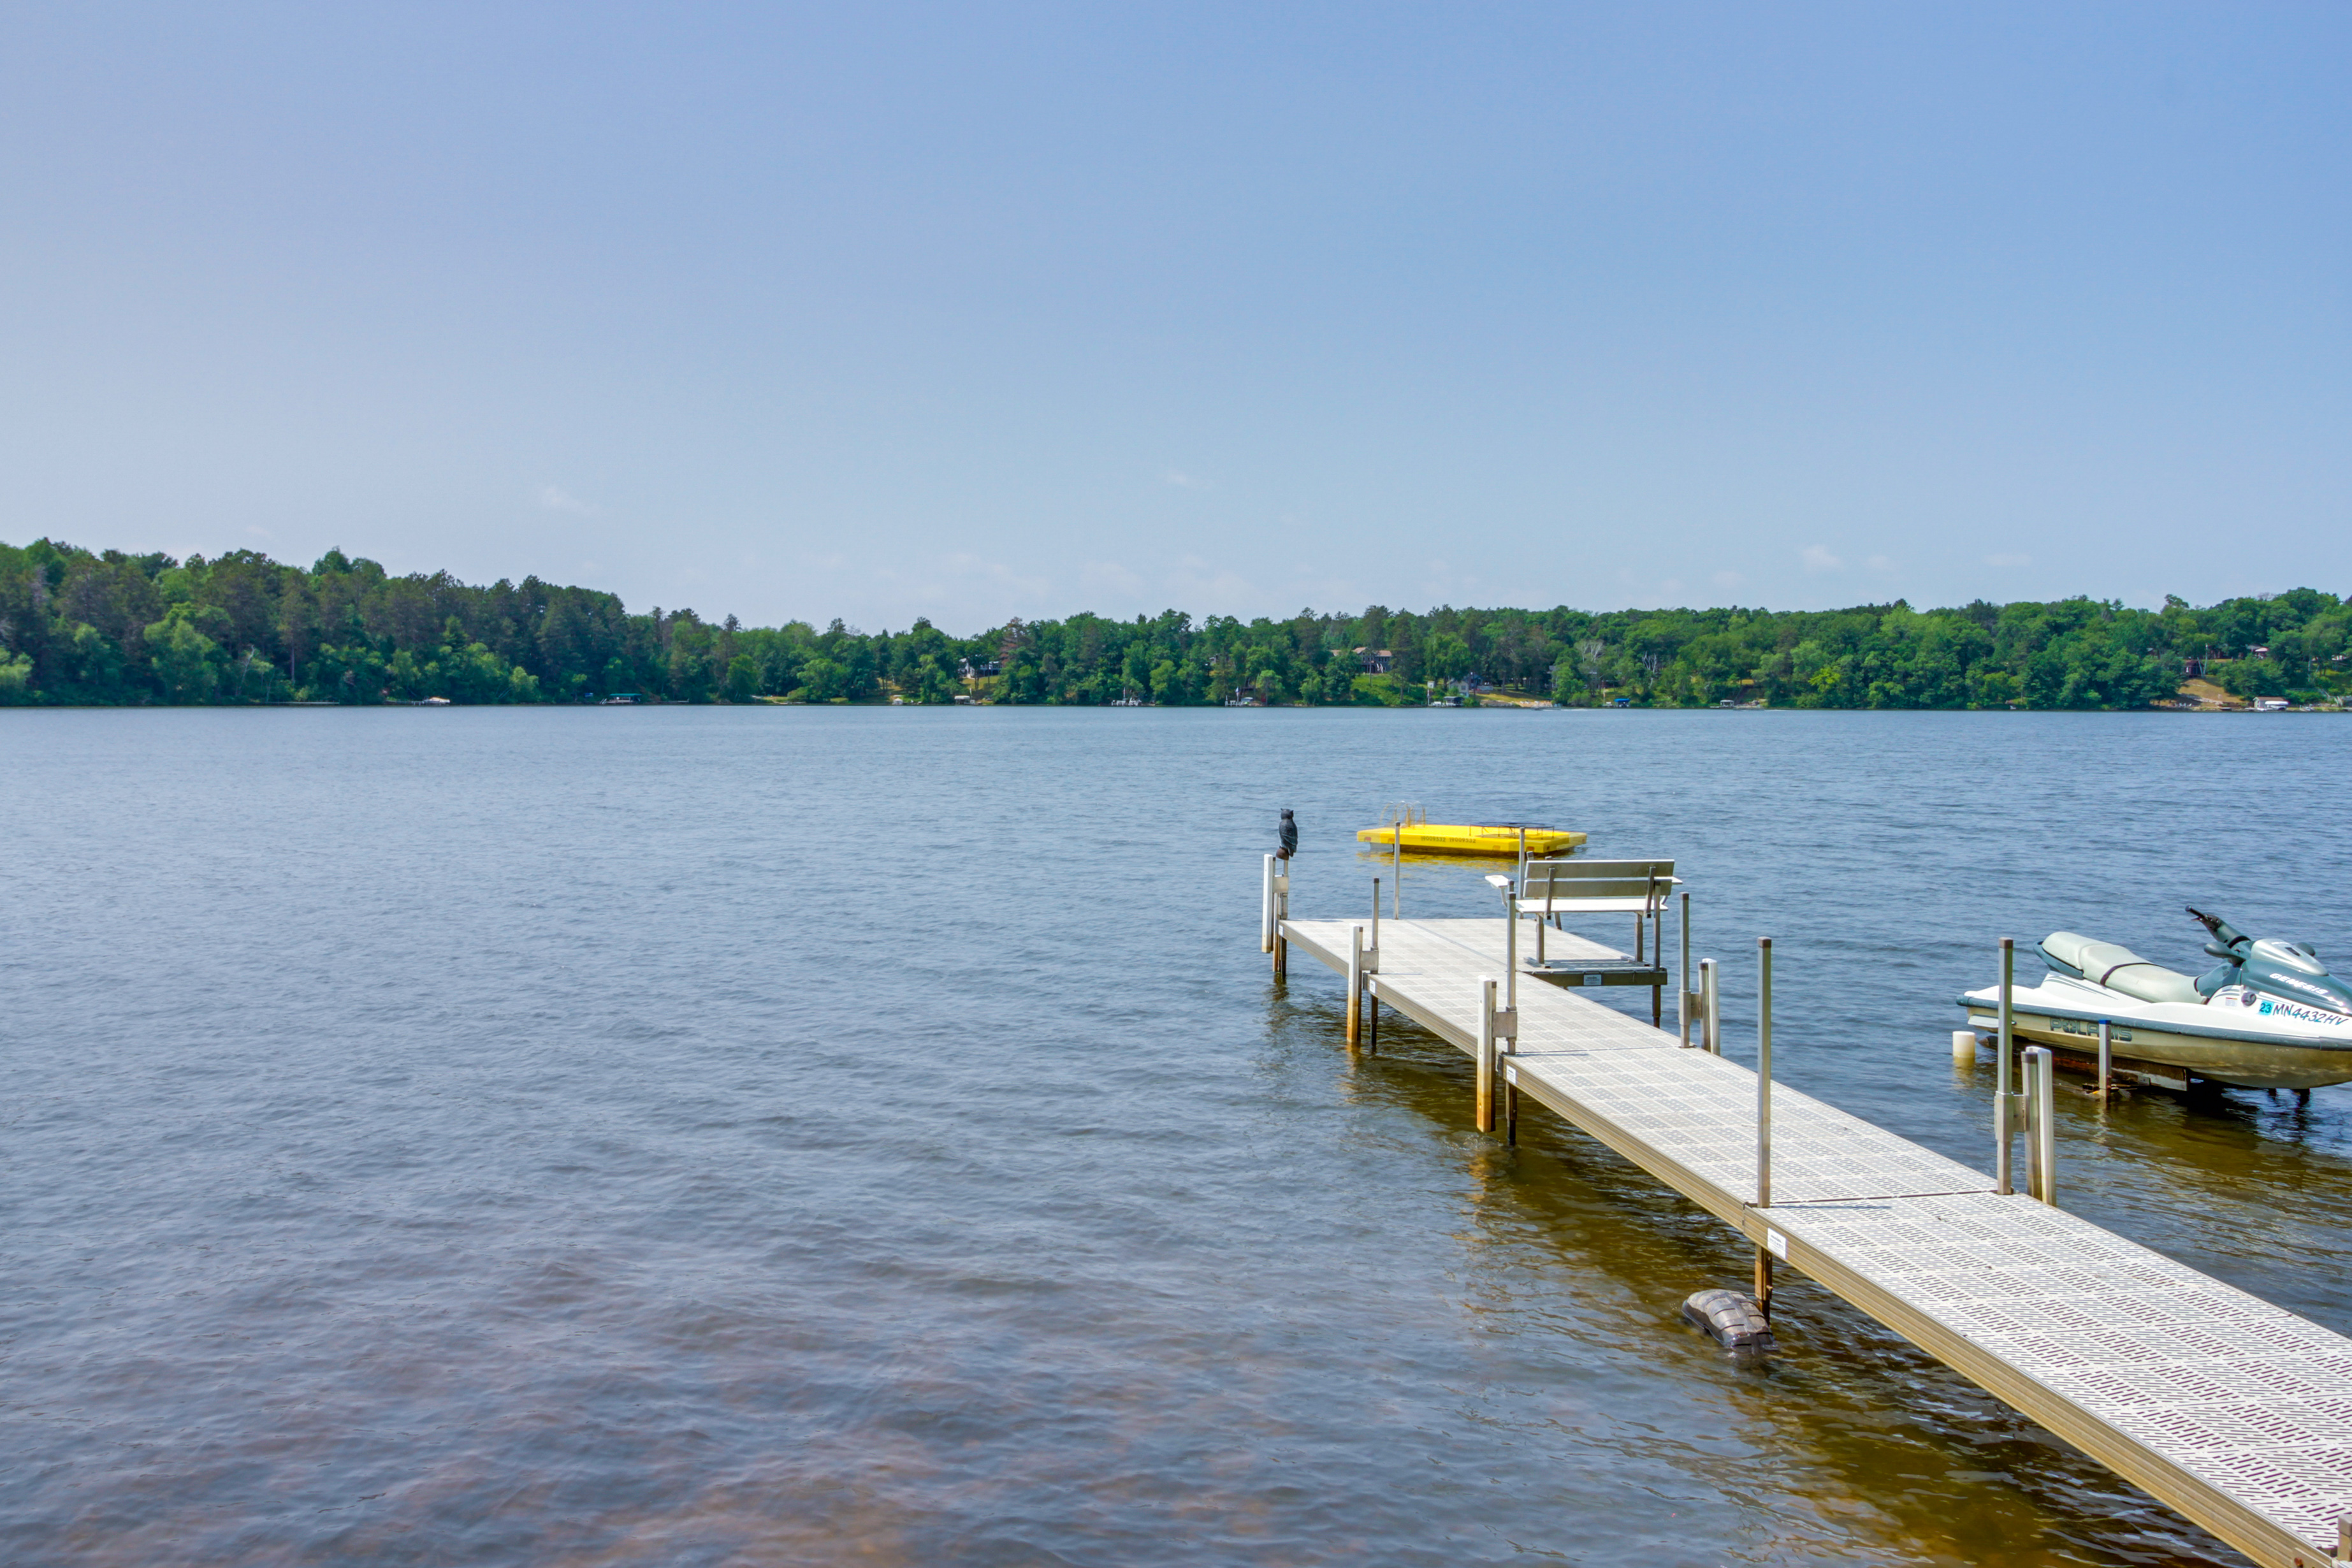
[1519,858,1675,907]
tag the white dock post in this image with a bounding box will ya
[1476,976,1499,1132]
[1952,1029,1978,1063]
[1505,886,1518,1023]
[2096,1019,2112,1098]
[1996,938,2015,1196]
[1347,924,1365,1046]
[1274,862,1289,977]
[2024,1046,2057,1204]
[1365,882,1379,1054]
[1273,868,1288,978]
[1393,821,1403,919]
[1500,913,1519,1140]
[1699,958,1720,1054]
[1755,936,1774,1316]
[1261,854,1277,953]
[1679,892,1693,1047]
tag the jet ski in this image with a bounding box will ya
[1957,908,2352,1091]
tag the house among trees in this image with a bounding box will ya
[1353,647,1396,674]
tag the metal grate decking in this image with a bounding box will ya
[1279,915,2352,1568]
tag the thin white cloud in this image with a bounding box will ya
[940,552,1053,601]
[243,525,273,539]
[1711,570,1744,590]
[1162,470,1209,490]
[1168,554,1257,607]
[536,484,599,516]
[1801,545,1843,572]
[1866,555,1895,572]
[1080,561,1143,600]
[1985,553,2031,567]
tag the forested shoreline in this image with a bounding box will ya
[3,536,2346,709]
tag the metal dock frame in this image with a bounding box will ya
[1273,906,2352,1568]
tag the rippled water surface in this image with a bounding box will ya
[6,707,2352,1566]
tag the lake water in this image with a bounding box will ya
[5,706,2351,1567]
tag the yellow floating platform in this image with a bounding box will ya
[1354,822,1586,857]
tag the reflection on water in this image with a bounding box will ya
[1,706,2346,1566]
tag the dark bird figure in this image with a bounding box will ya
[1277,808,1298,860]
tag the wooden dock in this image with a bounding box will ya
[1277,911,2352,1568]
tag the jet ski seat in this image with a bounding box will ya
[2038,931,2205,1006]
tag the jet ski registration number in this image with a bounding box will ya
[2253,995,2352,1027]
[2048,1016,2134,1043]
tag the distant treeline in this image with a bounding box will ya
[2,536,2346,708]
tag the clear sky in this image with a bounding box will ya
[3,4,2346,633]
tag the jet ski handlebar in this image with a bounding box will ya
[2187,906,2251,953]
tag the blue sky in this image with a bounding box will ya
[2,4,2346,632]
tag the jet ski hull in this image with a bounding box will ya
[1957,976,2352,1091]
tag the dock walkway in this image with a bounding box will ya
[1280,914,2352,1568]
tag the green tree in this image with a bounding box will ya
[1423,631,1472,685]
[145,609,224,703]
[910,653,955,704]
[799,655,848,701]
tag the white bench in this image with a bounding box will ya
[1511,857,1680,973]
[1488,857,1687,1030]
[1514,858,1678,920]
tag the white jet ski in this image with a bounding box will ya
[1957,908,2352,1091]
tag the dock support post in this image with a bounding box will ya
[1699,958,1720,1054]
[1393,823,1403,919]
[1347,924,1365,1047]
[2096,1019,2112,1098]
[1756,938,1773,1209]
[2025,1046,2056,1204]
[1261,854,1276,953]
[1680,892,1693,1047]
[1272,865,1288,978]
[1755,936,1774,1317]
[1477,977,1499,1133]
[1505,887,1518,1024]
[1500,913,1518,1142]
[1996,938,2015,1196]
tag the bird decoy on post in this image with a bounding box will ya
[1277,808,1298,860]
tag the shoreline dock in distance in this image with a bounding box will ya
[1264,860,2352,1568]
